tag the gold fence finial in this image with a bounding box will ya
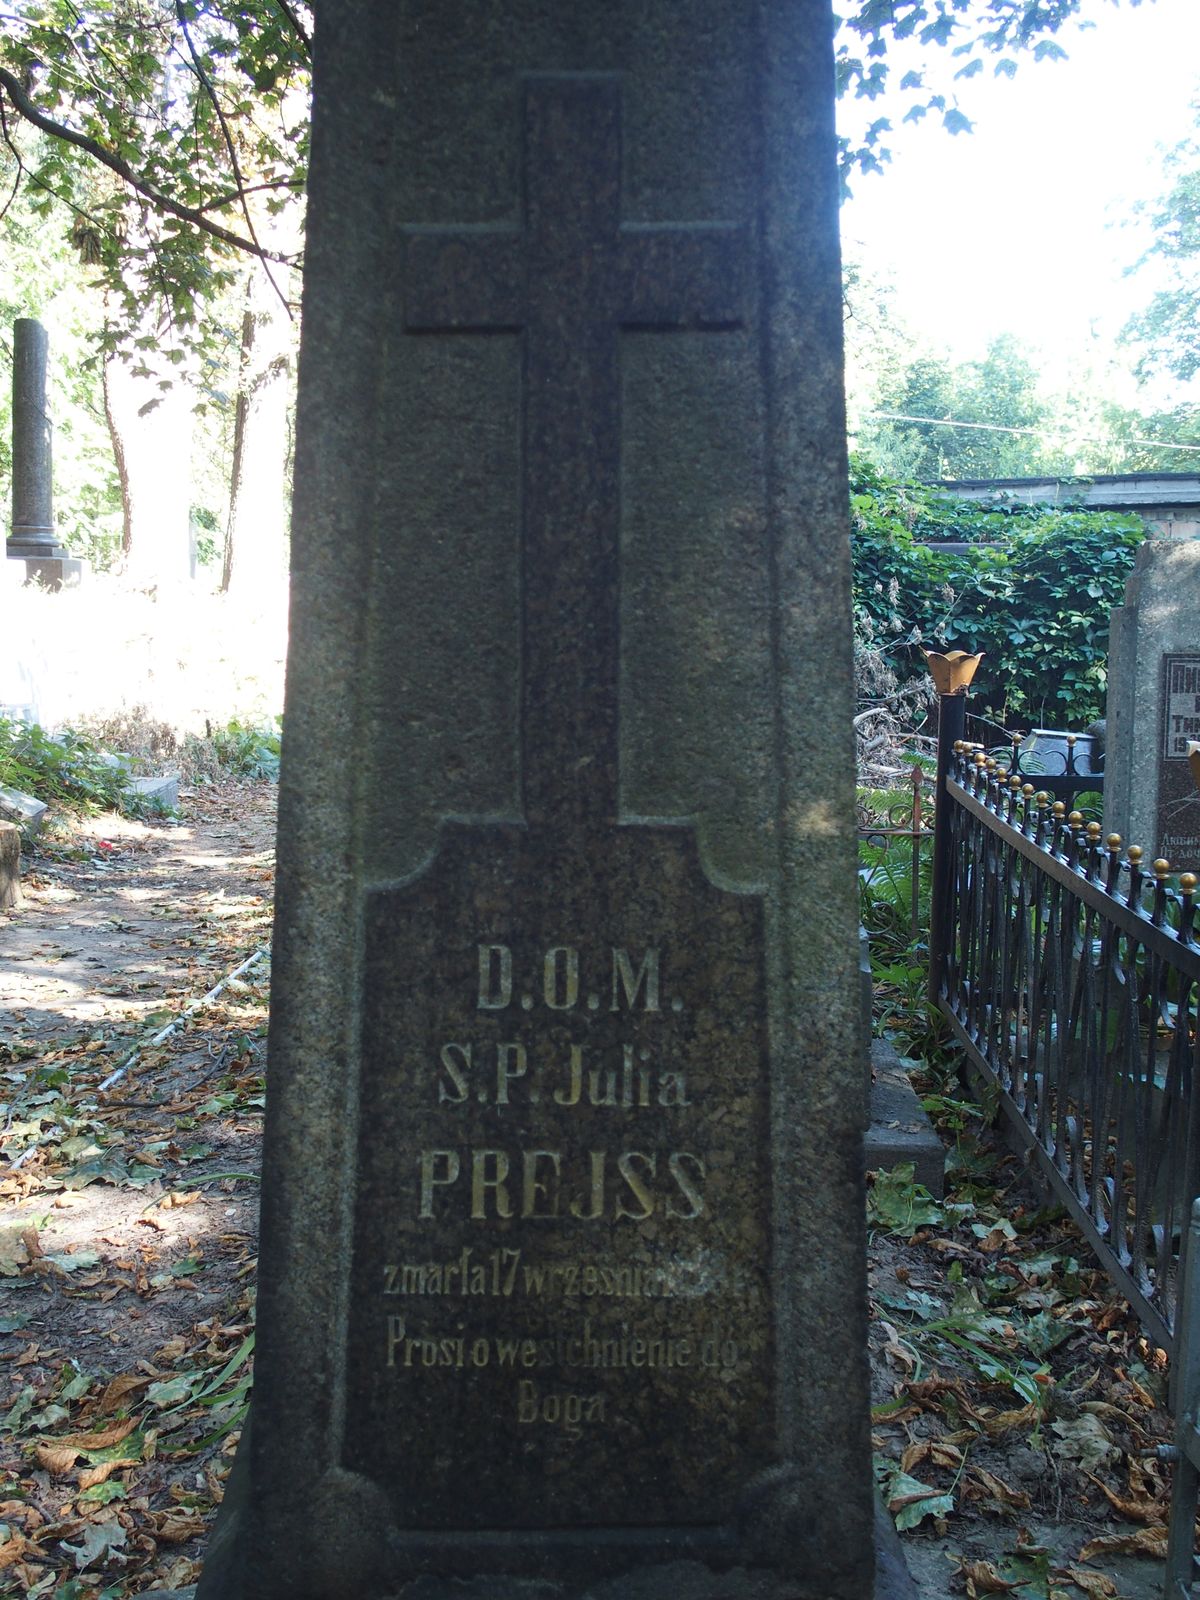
[922,649,984,696]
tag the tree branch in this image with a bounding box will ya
[0,61,291,262]
[173,0,292,318]
[272,0,312,58]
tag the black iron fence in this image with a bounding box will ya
[931,740,1200,1355]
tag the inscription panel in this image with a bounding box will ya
[1159,654,1200,870]
[343,822,773,1529]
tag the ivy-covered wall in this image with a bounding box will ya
[850,459,1147,729]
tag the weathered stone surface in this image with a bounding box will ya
[864,1038,945,1200]
[129,772,180,810]
[0,820,20,909]
[1105,541,1200,867]
[197,2,870,1597]
[0,784,47,835]
[8,319,55,557]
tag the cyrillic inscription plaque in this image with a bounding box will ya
[1159,654,1200,869]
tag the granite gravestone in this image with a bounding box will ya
[6,319,83,588]
[1105,541,1200,869]
[197,3,870,1597]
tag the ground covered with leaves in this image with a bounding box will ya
[0,784,273,1596]
[0,783,1188,1598]
[868,1054,1178,1600]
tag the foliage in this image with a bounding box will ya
[1124,118,1200,384]
[0,715,143,814]
[860,335,1052,480]
[836,0,1148,184]
[0,0,310,367]
[189,717,281,781]
[850,459,1145,727]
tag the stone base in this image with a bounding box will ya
[0,821,20,910]
[864,1037,946,1200]
[7,554,86,590]
[158,1499,913,1600]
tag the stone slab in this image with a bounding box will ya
[0,820,20,910]
[129,772,180,810]
[0,783,47,835]
[864,1038,945,1200]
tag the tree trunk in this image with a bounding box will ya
[102,340,194,588]
[222,264,294,599]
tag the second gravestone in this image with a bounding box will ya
[1105,540,1200,869]
[198,1,871,1596]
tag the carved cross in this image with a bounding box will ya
[404,73,747,829]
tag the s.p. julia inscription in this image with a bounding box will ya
[343,832,773,1531]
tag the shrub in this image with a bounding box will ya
[850,458,1145,729]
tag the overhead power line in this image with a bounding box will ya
[859,410,1200,456]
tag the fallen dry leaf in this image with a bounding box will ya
[1090,1477,1168,1526]
[0,1503,41,1530]
[969,1466,1032,1512]
[54,1417,137,1451]
[34,1443,83,1476]
[959,1558,1022,1597]
[1056,1566,1120,1599]
[78,1459,136,1491]
[149,1508,206,1543]
[880,1322,918,1375]
[901,1439,964,1474]
[93,1373,150,1414]
[1079,1527,1169,1563]
[979,1403,1040,1438]
[0,1529,31,1572]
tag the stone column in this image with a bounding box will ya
[196,3,874,1597]
[7,319,83,588]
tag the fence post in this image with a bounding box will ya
[924,651,983,1005]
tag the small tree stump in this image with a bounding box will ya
[0,820,21,910]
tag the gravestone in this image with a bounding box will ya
[6,319,84,588]
[198,3,871,1597]
[1105,540,1200,869]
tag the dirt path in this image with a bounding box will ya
[0,783,275,1596]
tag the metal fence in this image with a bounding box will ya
[932,741,1200,1355]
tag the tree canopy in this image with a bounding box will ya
[0,0,310,359]
[837,0,1148,181]
[1124,121,1200,386]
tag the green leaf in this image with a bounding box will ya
[867,1164,944,1238]
[884,1467,956,1530]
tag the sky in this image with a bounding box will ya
[837,0,1200,392]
